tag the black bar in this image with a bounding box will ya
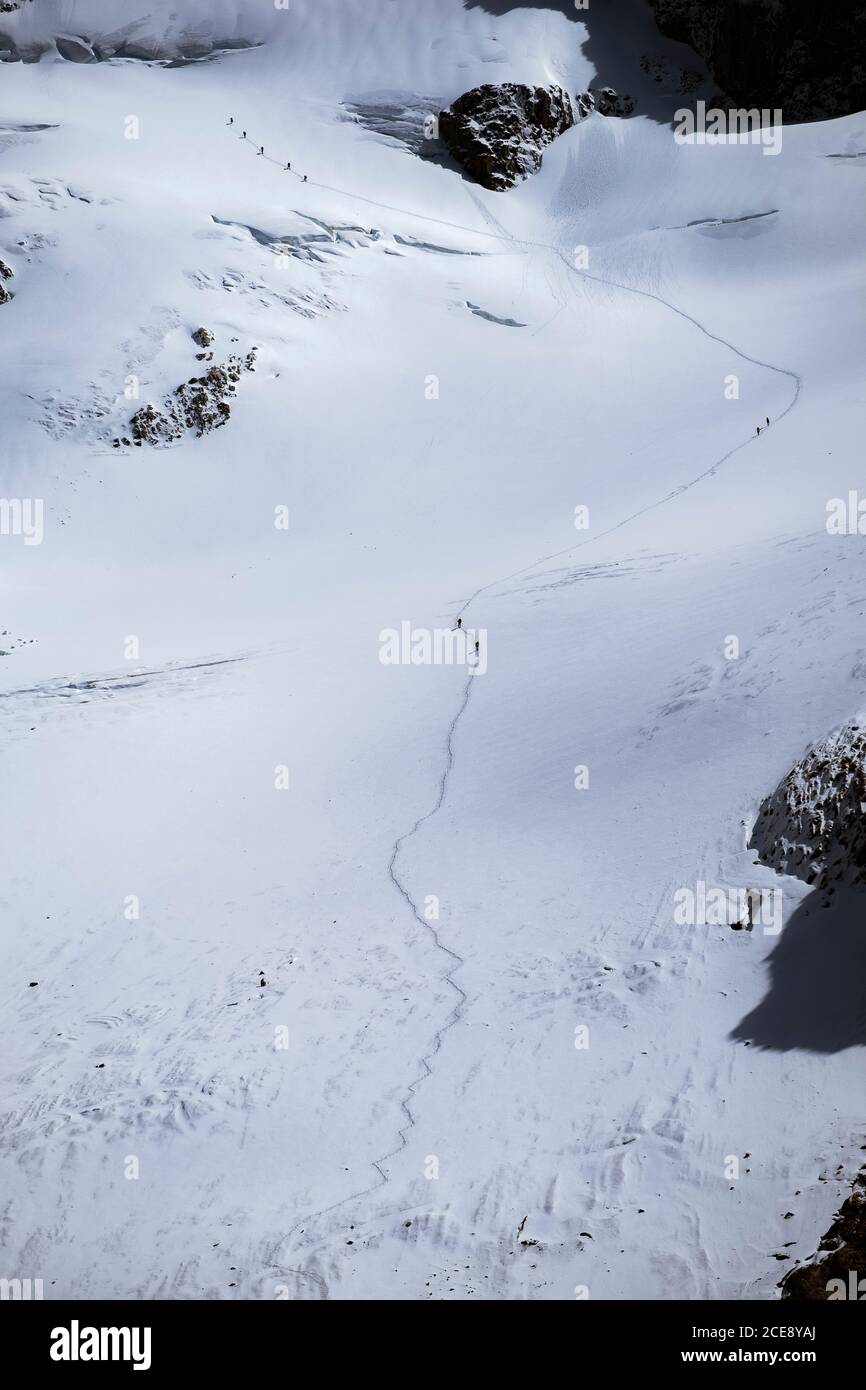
[5,1297,859,1374]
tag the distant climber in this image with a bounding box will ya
[456,617,462,629]
[474,639,480,655]
[241,130,246,139]
[757,425,761,435]
[257,145,264,156]
[285,161,291,170]
[303,174,308,182]
[766,415,770,426]
[227,117,234,126]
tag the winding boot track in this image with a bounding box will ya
[238,120,804,1292]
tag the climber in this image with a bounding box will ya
[456,617,462,629]
[241,130,246,139]
[227,117,234,126]
[285,161,291,171]
[756,425,761,435]
[766,415,770,426]
[257,145,264,156]
[303,174,308,182]
[474,639,480,655]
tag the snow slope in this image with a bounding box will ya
[1,0,865,1299]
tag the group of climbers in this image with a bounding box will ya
[227,118,308,180]
[454,617,480,657]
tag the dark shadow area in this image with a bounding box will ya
[731,886,866,1053]
[418,140,483,183]
[464,0,715,123]
[470,0,866,124]
[340,97,498,184]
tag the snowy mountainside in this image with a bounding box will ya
[1,0,865,1301]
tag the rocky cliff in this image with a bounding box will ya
[648,0,866,122]
[750,716,866,891]
[781,1178,866,1300]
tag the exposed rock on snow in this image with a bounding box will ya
[118,346,258,447]
[781,1176,866,1299]
[750,716,866,890]
[648,0,866,122]
[437,81,635,191]
[438,83,576,191]
[576,86,635,119]
[191,325,214,348]
[0,256,13,304]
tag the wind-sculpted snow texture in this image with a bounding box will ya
[1,0,865,1303]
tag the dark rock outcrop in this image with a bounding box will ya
[781,1178,866,1299]
[576,87,635,119]
[750,717,866,890]
[0,257,13,304]
[117,347,257,448]
[647,0,866,122]
[438,83,576,191]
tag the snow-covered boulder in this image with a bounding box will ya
[437,83,576,191]
[750,716,866,890]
